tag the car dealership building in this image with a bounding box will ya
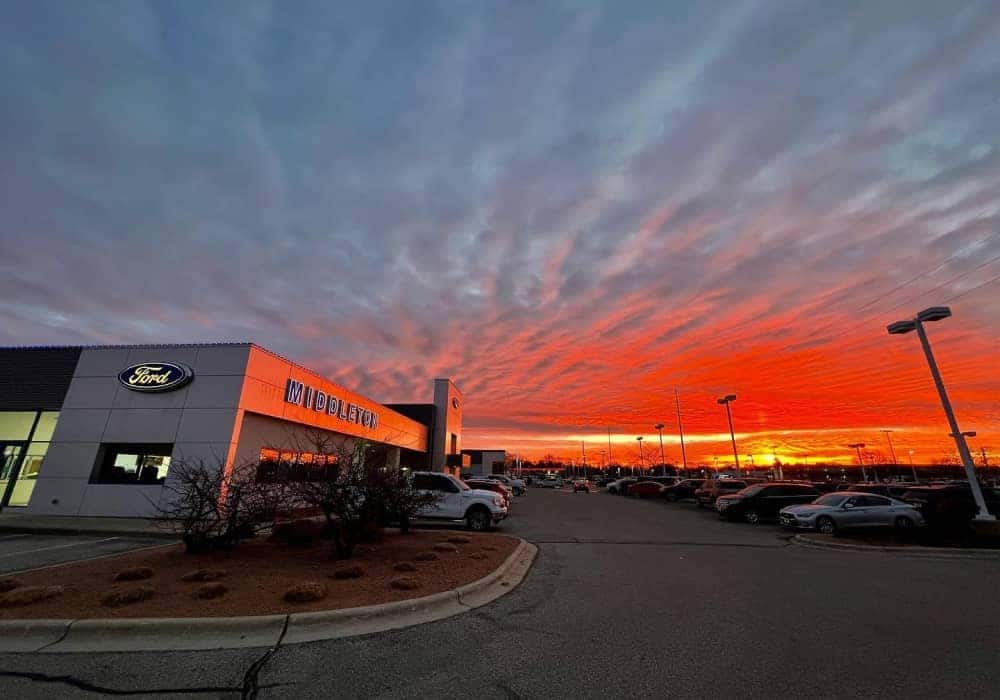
[0,343,464,517]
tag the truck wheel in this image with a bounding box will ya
[466,507,491,532]
[894,516,913,530]
[743,508,761,525]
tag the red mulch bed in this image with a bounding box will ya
[0,530,518,619]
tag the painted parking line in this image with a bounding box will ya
[0,536,119,559]
[0,534,31,542]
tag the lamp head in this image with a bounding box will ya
[654,423,664,430]
[887,320,917,335]
[917,306,952,323]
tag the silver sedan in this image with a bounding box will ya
[780,492,925,535]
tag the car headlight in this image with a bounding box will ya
[796,512,814,519]
[493,496,503,507]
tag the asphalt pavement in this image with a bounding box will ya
[1,488,999,698]
[0,533,169,575]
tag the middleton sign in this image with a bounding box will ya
[118,362,194,393]
[285,378,379,429]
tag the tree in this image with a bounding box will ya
[153,457,291,553]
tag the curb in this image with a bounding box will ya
[0,538,538,654]
[791,534,1000,560]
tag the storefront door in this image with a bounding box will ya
[0,443,27,509]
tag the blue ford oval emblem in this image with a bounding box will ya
[118,362,194,392]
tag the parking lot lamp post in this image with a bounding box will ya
[908,450,918,483]
[675,389,688,473]
[654,423,666,475]
[848,443,867,482]
[636,437,644,475]
[881,429,898,465]
[887,306,995,521]
[717,395,739,475]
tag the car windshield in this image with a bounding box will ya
[456,479,470,491]
[814,494,849,507]
[738,484,767,497]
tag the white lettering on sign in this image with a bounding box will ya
[284,378,379,430]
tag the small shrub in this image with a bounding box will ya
[432,542,458,553]
[102,586,154,607]
[393,562,417,572]
[181,569,227,583]
[469,552,488,560]
[114,567,154,582]
[331,565,364,580]
[447,535,472,544]
[283,581,327,603]
[195,582,228,600]
[390,576,420,591]
[414,551,439,561]
[0,585,64,607]
[0,578,22,593]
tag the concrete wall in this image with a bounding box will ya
[468,450,506,476]
[26,345,250,517]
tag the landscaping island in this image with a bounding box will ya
[0,530,519,619]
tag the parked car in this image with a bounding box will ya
[411,471,508,531]
[595,476,616,487]
[780,492,925,534]
[809,482,838,494]
[572,479,591,493]
[899,483,1000,530]
[539,475,563,488]
[607,477,637,495]
[465,479,512,508]
[661,478,704,502]
[485,473,527,496]
[835,482,913,499]
[716,482,821,523]
[626,480,667,498]
[695,479,750,508]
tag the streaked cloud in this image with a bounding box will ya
[2,1,998,463]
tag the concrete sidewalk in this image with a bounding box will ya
[0,513,175,539]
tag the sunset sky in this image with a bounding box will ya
[2,1,998,466]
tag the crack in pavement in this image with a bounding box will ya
[240,614,290,699]
[0,670,286,696]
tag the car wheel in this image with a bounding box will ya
[466,507,491,532]
[743,508,761,525]
[817,516,836,535]
[894,516,914,530]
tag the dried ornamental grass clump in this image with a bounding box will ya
[0,585,65,608]
[283,582,327,603]
[389,576,420,591]
[182,569,227,582]
[114,567,154,582]
[101,586,154,607]
[432,543,458,553]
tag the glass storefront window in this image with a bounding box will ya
[0,412,36,441]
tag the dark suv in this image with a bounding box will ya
[716,482,820,523]
[899,484,1000,530]
[662,479,706,502]
[695,479,753,508]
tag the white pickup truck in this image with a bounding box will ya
[411,471,508,531]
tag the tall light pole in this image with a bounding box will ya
[675,389,688,473]
[654,423,666,475]
[771,444,783,480]
[908,450,918,483]
[888,306,994,521]
[848,443,868,482]
[881,429,898,465]
[607,428,613,468]
[717,394,739,475]
[636,436,644,475]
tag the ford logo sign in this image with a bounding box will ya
[118,362,194,393]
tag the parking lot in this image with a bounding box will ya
[0,533,168,576]
[2,486,999,698]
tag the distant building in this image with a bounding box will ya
[461,449,506,476]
